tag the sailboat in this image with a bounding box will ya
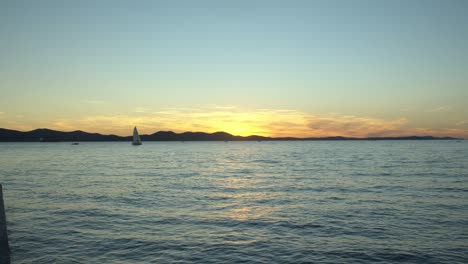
[132,126,142,145]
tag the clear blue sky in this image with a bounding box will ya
[1,0,467,137]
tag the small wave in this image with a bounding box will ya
[252,159,281,164]
[272,220,323,230]
[373,250,436,262]
[429,187,468,192]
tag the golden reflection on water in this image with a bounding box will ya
[228,206,254,221]
[223,177,259,189]
[210,175,277,222]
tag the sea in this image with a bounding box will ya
[0,141,467,263]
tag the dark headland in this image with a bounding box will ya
[0,128,462,142]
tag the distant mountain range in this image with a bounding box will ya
[0,128,462,142]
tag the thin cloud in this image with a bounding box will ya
[307,116,408,138]
[426,106,452,113]
[8,106,466,138]
[134,107,151,113]
[214,105,237,110]
[82,100,107,105]
[456,120,468,127]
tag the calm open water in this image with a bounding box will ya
[0,141,467,263]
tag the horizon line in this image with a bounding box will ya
[0,127,465,140]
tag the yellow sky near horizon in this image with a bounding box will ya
[1,107,466,138]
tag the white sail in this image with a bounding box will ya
[132,126,142,145]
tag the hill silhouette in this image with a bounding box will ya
[0,128,462,142]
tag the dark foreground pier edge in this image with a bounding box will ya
[0,184,10,264]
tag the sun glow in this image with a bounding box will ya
[209,115,273,137]
[6,106,466,138]
[216,123,260,137]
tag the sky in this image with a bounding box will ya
[1,0,467,138]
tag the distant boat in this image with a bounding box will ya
[71,142,79,145]
[132,126,142,145]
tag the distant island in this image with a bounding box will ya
[0,128,463,142]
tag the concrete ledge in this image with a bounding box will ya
[0,184,10,264]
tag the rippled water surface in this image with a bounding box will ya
[1,141,467,263]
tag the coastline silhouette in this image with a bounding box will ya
[0,128,462,142]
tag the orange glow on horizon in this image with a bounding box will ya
[1,107,467,139]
